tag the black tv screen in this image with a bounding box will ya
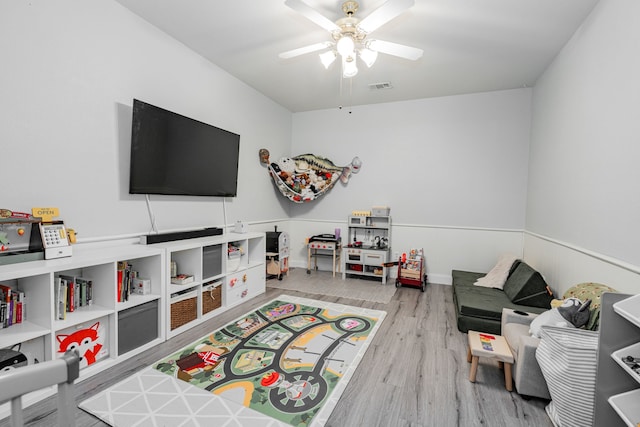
[129,99,240,197]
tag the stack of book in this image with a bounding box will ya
[0,284,26,329]
[117,261,139,302]
[54,275,93,320]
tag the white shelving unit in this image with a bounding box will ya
[594,292,640,427]
[0,244,165,417]
[0,231,265,418]
[342,215,392,284]
[152,231,265,339]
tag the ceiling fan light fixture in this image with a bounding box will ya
[359,48,378,68]
[336,35,355,57]
[342,55,358,78]
[319,50,337,69]
[281,0,421,81]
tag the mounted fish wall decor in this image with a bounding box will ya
[259,149,361,203]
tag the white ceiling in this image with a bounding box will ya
[114,0,599,113]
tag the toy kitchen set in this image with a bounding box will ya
[0,208,73,265]
[342,207,392,284]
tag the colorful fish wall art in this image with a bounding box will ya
[259,149,361,203]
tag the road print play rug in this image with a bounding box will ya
[79,295,386,427]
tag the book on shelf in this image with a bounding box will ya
[171,274,194,285]
[0,284,26,328]
[74,280,80,310]
[18,291,25,322]
[15,299,22,323]
[0,285,11,328]
[55,276,67,320]
[0,284,11,302]
[56,274,93,314]
[0,301,5,329]
[76,277,93,307]
[58,275,75,312]
[117,261,138,302]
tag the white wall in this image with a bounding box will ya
[290,89,532,228]
[525,0,640,294]
[287,89,532,281]
[524,233,639,295]
[4,0,636,296]
[0,0,291,242]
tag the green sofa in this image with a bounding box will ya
[452,261,554,335]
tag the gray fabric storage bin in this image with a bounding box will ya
[118,300,158,355]
[203,244,223,279]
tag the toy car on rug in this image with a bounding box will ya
[259,148,361,203]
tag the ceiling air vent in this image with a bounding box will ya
[369,82,393,91]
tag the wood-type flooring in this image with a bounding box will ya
[0,268,552,427]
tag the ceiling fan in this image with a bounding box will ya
[279,0,423,78]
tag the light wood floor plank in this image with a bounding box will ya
[0,268,552,427]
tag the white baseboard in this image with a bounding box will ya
[288,260,452,286]
[427,273,452,286]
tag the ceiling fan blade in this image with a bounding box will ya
[367,39,423,61]
[279,42,333,59]
[357,0,415,34]
[284,0,340,32]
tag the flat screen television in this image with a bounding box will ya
[129,99,240,197]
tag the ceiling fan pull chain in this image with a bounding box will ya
[349,77,353,114]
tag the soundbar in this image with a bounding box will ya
[140,227,223,244]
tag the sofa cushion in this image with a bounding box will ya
[452,269,485,287]
[503,262,553,308]
[452,268,551,335]
[455,285,510,321]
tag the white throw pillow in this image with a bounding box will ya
[473,254,519,290]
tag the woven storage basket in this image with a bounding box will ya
[202,284,222,315]
[170,291,197,330]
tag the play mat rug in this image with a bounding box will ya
[79,295,386,427]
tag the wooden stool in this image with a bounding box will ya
[467,330,514,391]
